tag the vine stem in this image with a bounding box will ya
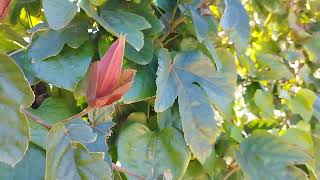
[21,108,52,130]
[62,107,93,124]
[112,163,146,180]
[158,15,186,43]
[223,166,240,180]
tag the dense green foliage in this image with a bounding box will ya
[0,0,320,179]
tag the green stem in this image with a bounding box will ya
[112,163,146,180]
[62,107,93,124]
[21,108,52,130]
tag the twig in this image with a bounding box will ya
[112,163,146,180]
[159,15,186,43]
[62,107,93,124]
[21,108,52,130]
[170,0,181,23]
[223,166,240,180]
[158,0,186,44]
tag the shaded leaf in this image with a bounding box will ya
[27,97,78,149]
[11,50,37,84]
[123,61,157,103]
[79,0,151,50]
[125,37,154,65]
[118,123,191,179]
[0,143,45,180]
[28,16,89,62]
[157,103,182,131]
[202,150,227,179]
[100,10,151,51]
[182,160,209,180]
[32,42,93,91]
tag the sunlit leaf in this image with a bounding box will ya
[235,130,310,180]
[46,123,112,179]
[43,0,78,30]
[155,48,236,163]
[220,0,250,52]
[0,54,34,166]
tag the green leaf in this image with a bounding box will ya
[67,121,97,143]
[79,0,151,51]
[312,133,320,179]
[123,62,157,103]
[27,97,78,149]
[189,5,217,43]
[286,166,309,180]
[280,128,314,179]
[303,33,320,64]
[188,5,222,71]
[178,82,218,164]
[0,143,45,180]
[100,10,151,50]
[202,150,227,179]
[46,123,112,180]
[220,0,250,52]
[28,16,89,62]
[32,42,93,91]
[253,90,274,119]
[11,50,38,84]
[154,49,178,112]
[255,54,294,80]
[85,106,114,161]
[90,0,107,6]
[88,105,114,124]
[183,160,209,180]
[0,54,34,166]
[155,48,236,117]
[125,37,154,65]
[157,103,182,131]
[244,119,279,134]
[289,88,316,121]
[0,24,28,53]
[155,49,236,163]
[106,1,164,36]
[224,121,244,143]
[238,53,257,77]
[313,96,320,122]
[154,0,176,12]
[288,11,311,39]
[43,0,78,30]
[281,128,313,158]
[234,130,310,180]
[117,123,191,179]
